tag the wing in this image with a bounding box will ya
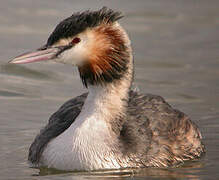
[119,90,205,167]
[28,93,88,165]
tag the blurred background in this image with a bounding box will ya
[0,0,219,179]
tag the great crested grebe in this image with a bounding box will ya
[10,7,205,171]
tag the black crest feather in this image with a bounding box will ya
[47,7,123,46]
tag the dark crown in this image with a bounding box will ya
[47,7,123,46]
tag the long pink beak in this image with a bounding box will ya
[9,47,59,64]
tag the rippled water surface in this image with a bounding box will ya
[0,0,219,179]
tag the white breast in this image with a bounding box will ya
[41,85,129,171]
[41,118,120,170]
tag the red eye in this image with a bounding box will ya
[72,37,81,44]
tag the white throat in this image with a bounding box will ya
[41,27,133,170]
[41,79,131,171]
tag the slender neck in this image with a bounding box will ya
[76,52,133,135]
[76,24,133,135]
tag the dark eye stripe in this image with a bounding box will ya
[55,45,72,57]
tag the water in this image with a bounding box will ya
[0,0,219,179]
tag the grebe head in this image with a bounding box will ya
[10,7,132,87]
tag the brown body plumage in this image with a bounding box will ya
[29,91,204,168]
[10,7,205,171]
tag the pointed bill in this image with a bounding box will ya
[9,47,59,64]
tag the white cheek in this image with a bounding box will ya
[55,41,87,65]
